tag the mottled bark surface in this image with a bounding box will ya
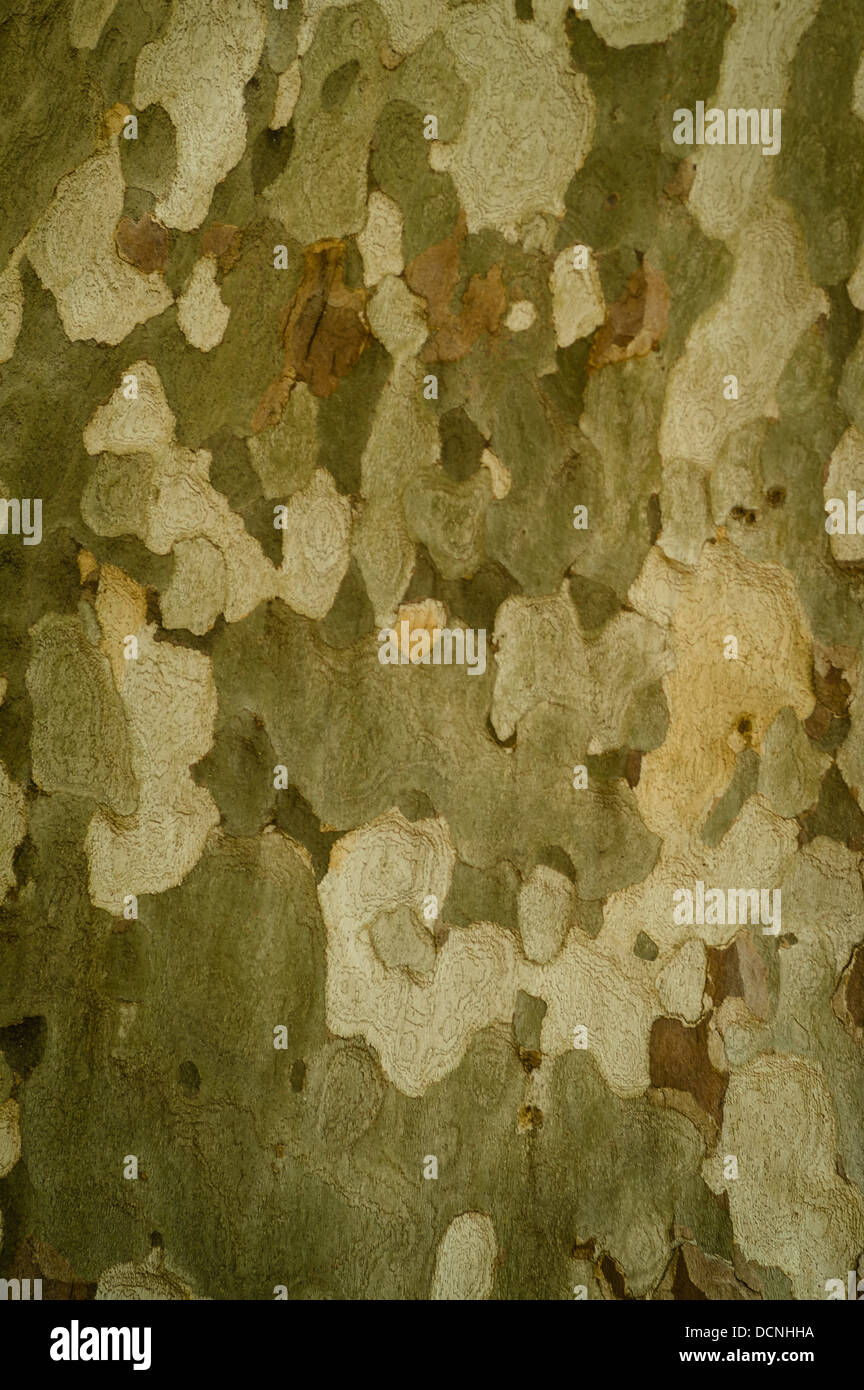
[0,0,863,1302]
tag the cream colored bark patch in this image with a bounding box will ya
[161,539,226,636]
[97,1250,198,1300]
[491,582,671,749]
[704,1054,864,1300]
[656,940,707,1023]
[550,245,604,347]
[277,469,352,620]
[357,191,404,288]
[0,1098,21,1178]
[430,0,595,237]
[84,625,220,914]
[270,59,302,130]
[134,0,267,231]
[391,599,448,661]
[630,543,814,836]
[95,563,148,689]
[504,300,537,333]
[574,0,686,48]
[177,259,231,352]
[480,448,511,499]
[431,1213,497,1300]
[84,358,175,455]
[319,811,517,1096]
[525,922,660,1096]
[366,275,427,360]
[322,808,664,1099]
[775,839,864,1045]
[518,865,574,964]
[0,258,24,365]
[824,427,864,563]
[84,363,350,630]
[26,145,173,345]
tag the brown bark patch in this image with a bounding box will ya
[833,943,864,1044]
[12,1236,96,1300]
[200,222,243,273]
[654,1244,760,1300]
[253,240,369,431]
[649,1016,727,1124]
[589,259,669,369]
[405,212,506,363]
[664,157,697,201]
[114,214,169,275]
[516,1103,543,1133]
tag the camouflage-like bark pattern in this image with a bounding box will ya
[1,0,863,1301]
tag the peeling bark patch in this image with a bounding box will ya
[200,222,243,274]
[404,212,507,363]
[114,214,169,274]
[649,1016,727,1126]
[833,944,864,1042]
[255,241,370,426]
[589,260,670,370]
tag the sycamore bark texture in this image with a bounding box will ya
[0,0,863,1301]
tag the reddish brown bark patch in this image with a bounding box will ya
[253,240,370,430]
[114,213,169,275]
[405,211,506,363]
[589,259,669,370]
[649,1016,727,1125]
[200,222,243,274]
